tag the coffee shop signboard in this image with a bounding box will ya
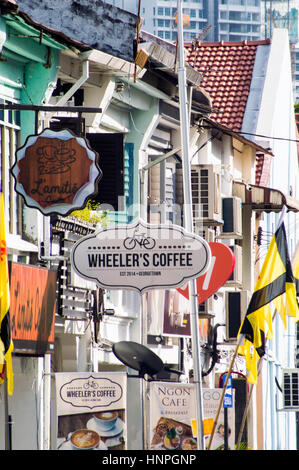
[55,372,127,450]
[11,128,102,216]
[71,219,211,293]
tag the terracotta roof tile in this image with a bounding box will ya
[186,39,271,132]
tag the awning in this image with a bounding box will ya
[233,181,299,213]
[7,234,38,254]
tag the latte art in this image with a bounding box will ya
[71,429,100,449]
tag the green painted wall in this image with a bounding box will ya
[0,14,66,144]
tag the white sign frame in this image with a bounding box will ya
[71,218,211,293]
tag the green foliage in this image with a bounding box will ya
[236,441,251,450]
[70,200,109,226]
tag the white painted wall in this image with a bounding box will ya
[0,357,41,450]
[253,29,299,450]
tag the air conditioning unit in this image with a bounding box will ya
[225,290,250,340]
[191,164,223,225]
[193,226,215,242]
[282,369,299,410]
[198,296,215,318]
[219,196,242,239]
[225,245,242,287]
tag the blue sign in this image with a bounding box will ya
[223,374,233,408]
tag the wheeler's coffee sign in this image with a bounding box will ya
[71,219,211,293]
[58,374,123,411]
[11,128,102,216]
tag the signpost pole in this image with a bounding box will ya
[222,374,233,450]
[177,0,205,450]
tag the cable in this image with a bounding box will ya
[199,124,299,144]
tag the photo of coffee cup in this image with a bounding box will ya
[70,429,100,450]
[93,411,118,431]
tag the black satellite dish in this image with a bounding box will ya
[112,341,182,380]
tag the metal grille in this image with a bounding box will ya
[282,369,299,409]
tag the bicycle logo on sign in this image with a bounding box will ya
[123,230,156,250]
[83,379,99,390]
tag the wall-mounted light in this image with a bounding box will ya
[115,81,125,93]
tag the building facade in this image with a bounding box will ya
[1,0,298,452]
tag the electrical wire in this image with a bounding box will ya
[200,124,299,144]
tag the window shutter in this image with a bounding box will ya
[86,133,124,210]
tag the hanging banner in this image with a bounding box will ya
[147,289,208,341]
[162,289,191,337]
[55,372,127,450]
[148,383,235,450]
[11,128,102,216]
[71,218,211,293]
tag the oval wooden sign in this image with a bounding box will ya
[11,128,102,216]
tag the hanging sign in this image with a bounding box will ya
[177,242,235,303]
[9,262,57,355]
[11,128,102,216]
[223,374,233,408]
[71,219,211,293]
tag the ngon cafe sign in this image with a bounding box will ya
[71,219,211,293]
[11,128,102,216]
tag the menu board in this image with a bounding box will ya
[149,382,235,450]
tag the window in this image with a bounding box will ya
[0,99,22,235]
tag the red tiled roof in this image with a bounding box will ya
[186,39,271,132]
[255,152,272,186]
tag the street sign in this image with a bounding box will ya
[177,242,235,303]
[223,374,233,408]
[71,219,211,293]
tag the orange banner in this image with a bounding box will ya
[10,263,57,354]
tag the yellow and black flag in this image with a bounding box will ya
[238,220,299,384]
[293,243,299,303]
[0,192,14,395]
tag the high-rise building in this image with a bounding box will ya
[104,1,262,43]
[105,1,299,102]
[261,1,299,103]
